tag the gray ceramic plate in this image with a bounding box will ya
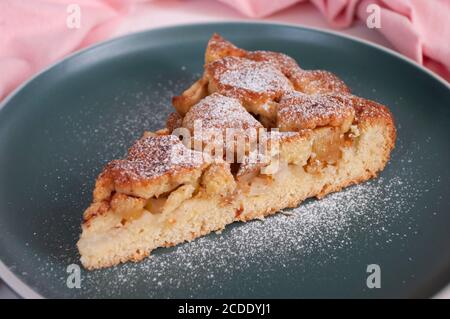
[0,22,449,299]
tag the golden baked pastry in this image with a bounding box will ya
[77,34,396,269]
[172,34,350,116]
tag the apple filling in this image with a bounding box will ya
[112,122,358,229]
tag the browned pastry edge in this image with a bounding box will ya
[172,33,351,116]
[276,91,355,131]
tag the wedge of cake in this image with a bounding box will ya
[77,34,396,270]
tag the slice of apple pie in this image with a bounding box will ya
[77,34,396,269]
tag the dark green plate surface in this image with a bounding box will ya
[0,23,449,298]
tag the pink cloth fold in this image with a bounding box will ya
[220,0,450,81]
[0,0,132,100]
[1,0,449,101]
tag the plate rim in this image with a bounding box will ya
[0,21,449,299]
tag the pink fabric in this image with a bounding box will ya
[0,0,132,100]
[221,0,450,81]
[1,0,449,101]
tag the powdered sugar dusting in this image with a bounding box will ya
[108,135,203,183]
[68,161,432,298]
[183,93,262,131]
[44,74,200,204]
[213,57,292,94]
[278,91,353,129]
[67,171,426,297]
[247,50,303,78]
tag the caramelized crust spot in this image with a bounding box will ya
[292,70,351,95]
[166,112,183,133]
[83,201,110,222]
[205,33,247,63]
[351,96,395,124]
[93,134,207,200]
[172,77,208,115]
[206,56,292,105]
[350,96,396,145]
[277,92,355,132]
